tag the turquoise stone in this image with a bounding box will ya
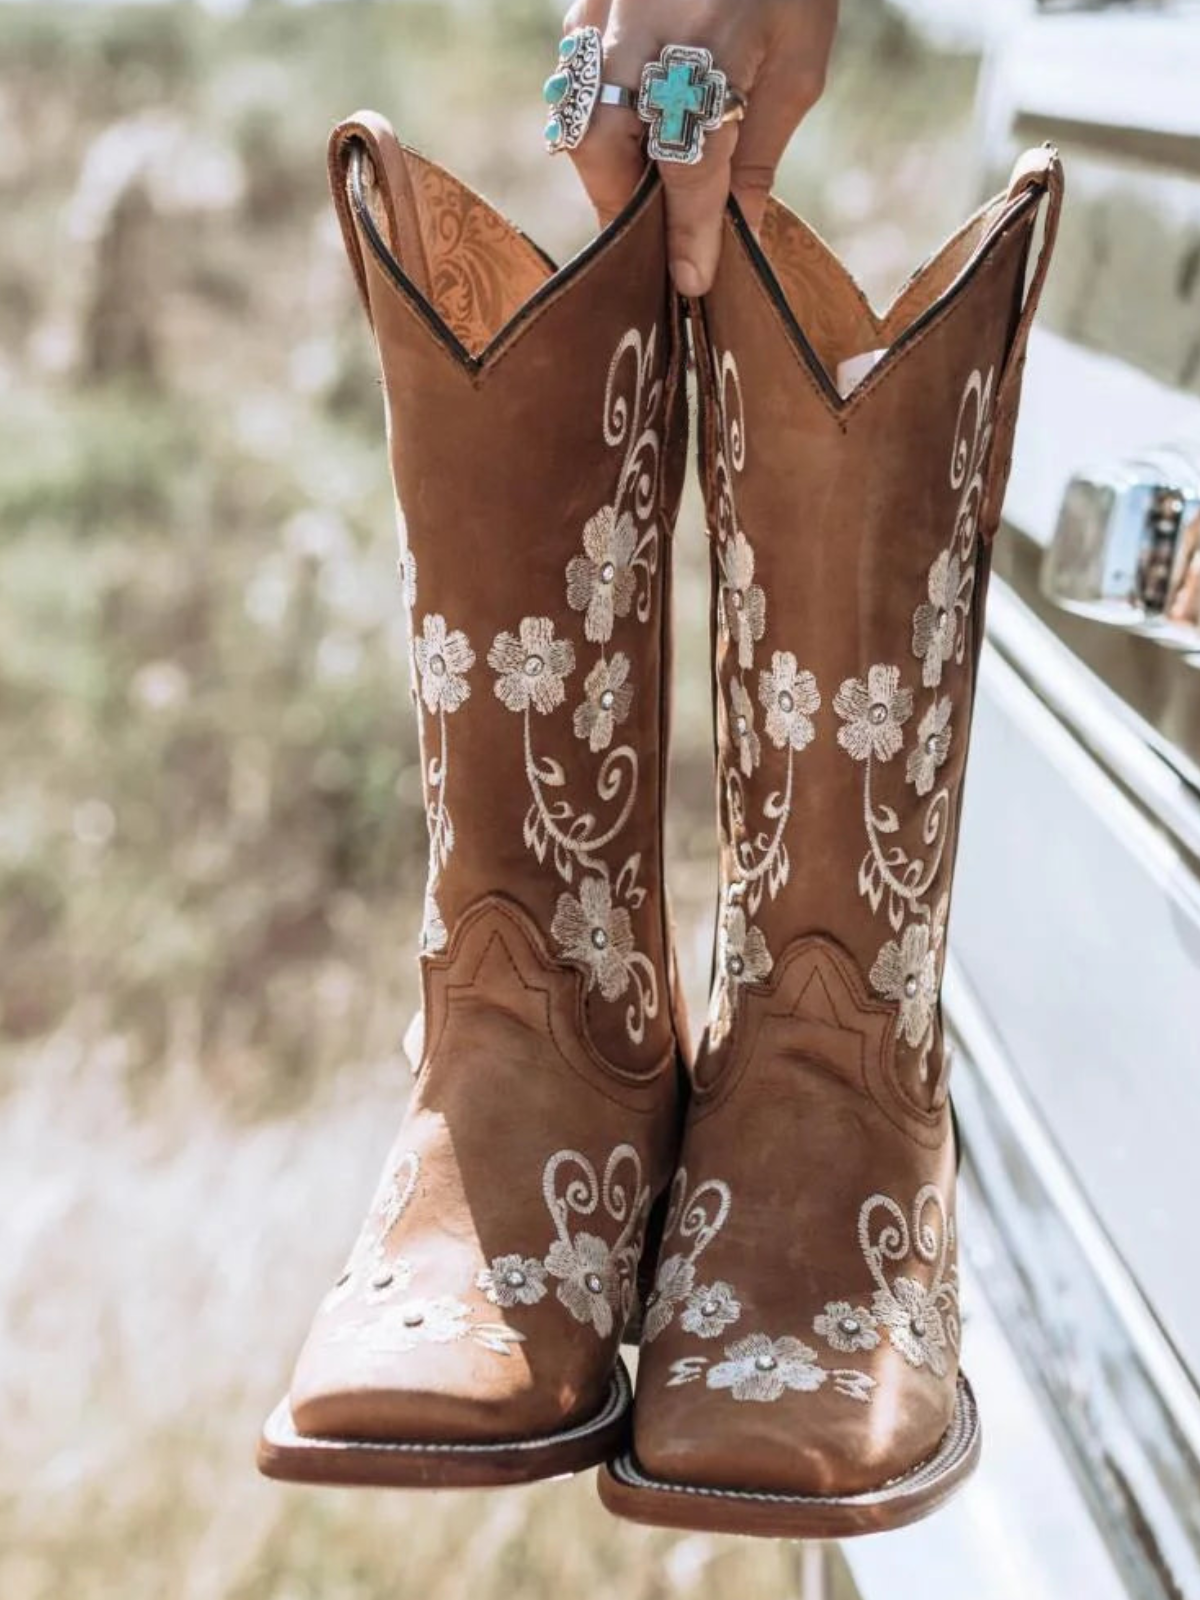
[558,34,578,59]
[544,117,562,145]
[647,61,705,143]
[542,71,570,105]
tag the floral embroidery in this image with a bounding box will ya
[912,550,960,688]
[707,1334,828,1402]
[573,653,633,752]
[398,548,417,608]
[421,887,447,956]
[760,652,819,752]
[414,613,474,716]
[858,1186,960,1379]
[487,326,664,1046]
[906,698,952,796]
[842,368,995,1076]
[476,1254,548,1308]
[702,350,823,1044]
[551,876,636,1001]
[323,1154,527,1358]
[813,1300,880,1354]
[870,920,939,1049]
[489,616,575,714]
[642,1166,733,1344]
[542,1144,649,1340]
[717,530,766,669]
[681,1280,742,1339]
[728,678,761,775]
[834,665,913,763]
[566,507,637,643]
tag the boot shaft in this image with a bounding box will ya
[327,116,688,1073]
[697,149,1063,1106]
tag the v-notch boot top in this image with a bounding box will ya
[259,113,689,1489]
[602,146,1064,1539]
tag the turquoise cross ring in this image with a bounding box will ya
[636,44,746,166]
[543,27,637,155]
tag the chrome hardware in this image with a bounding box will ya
[1040,446,1200,650]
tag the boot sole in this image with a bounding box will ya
[256,1358,632,1490]
[597,1371,980,1539]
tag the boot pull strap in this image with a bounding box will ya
[980,145,1065,540]
[327,112,434,328]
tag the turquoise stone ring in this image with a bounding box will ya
[543,27,608,154]
[636,44,746,166]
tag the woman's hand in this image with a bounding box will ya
[562,0,838,295]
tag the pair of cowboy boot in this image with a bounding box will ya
[258,110,1061,1536]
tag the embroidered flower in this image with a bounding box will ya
[872,1277,948,1377]
[870,921,938,1048]
[728,678,761,775]
[718,532,766,669]
[912,551,961,688]
[813,1300,880,1354]
[489,617,575,714]
[414,614,474,716]
[642,1253,696,1343]
[420,888,447,955]
[834,664,914,763]
[566,506,637,643]
[759,652,820,751]
[398,548,417,608]
[545,1231,615,1336]
[707,1334,828,1403]
[906,698,953,796]
[362,1255,415,1305]
[573,652,633,752]
[551,876,635,1001]
[476,1254,548,1309]
[719,905,773,989]
[681,1280,742,1339]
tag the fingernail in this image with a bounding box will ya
[671,258,707,297]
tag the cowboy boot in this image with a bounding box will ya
[600,147,1064,1536]
[258,114,689,1488]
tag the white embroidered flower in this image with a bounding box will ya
[572,652,633,752]
[489,617,575,714]
[476,1254,548,1309]
[906,697,953,796]
[344,1294,471,1353]
[912,550,961,688]
[720,905,773,988]
[414,614,474,716]
[398,548,417,608]
[362,1254,415,1305]
[872,1277,949,1377]
[813,1300,881,1354]
[565,506,638,643]
[834,664,914,763]
[642,1253,696,1343]
[718,531,766,669]
[759,651,820,751]
[681,1280,743,1339]
[545,1231,615,1336]
[551,876,635,1001]
[420,888,447,955]
[728,677,761,775]
[870,921,938,1048]
[707,1334,828,1403]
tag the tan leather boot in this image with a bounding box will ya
[600,148,1064,1537]
[258,115,688,1488]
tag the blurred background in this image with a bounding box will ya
[1,2,1007,1595]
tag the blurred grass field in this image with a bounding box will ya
[0,3,979,1595]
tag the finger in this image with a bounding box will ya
[731,11,837,233]
[659,117,741,297]
[563,3,647,229]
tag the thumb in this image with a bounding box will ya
[659,117,740,297]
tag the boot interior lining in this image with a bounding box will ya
[757,189,1019,380]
